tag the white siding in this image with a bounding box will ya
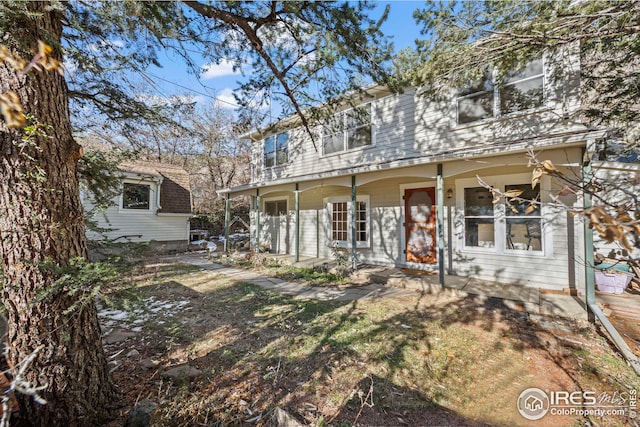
[253,46,585,185]
[591,162,640,261]
[262,158,587,290]
[83,179,190,243]
[85,207,190,243]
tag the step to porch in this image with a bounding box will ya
[353,266,584,319]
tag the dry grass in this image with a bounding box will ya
[103,260,640,427]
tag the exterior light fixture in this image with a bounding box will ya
[446,188,453,199]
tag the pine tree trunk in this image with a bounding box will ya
[0,3,116,425]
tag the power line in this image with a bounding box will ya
[138,70,240,108]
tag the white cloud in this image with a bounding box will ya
[215,88,239,108]
[201,59,246,80]
[136,93,203,107]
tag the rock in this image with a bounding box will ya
[104,330,136,344]
[126,349,140,358]
[329,266,352,278]
[161,364,203,382]
[140,358,158,370]
[124,398,157,427]
[272,407,304,427]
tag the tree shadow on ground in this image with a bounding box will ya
[104,261,637,427]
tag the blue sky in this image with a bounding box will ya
[142,1,424,113]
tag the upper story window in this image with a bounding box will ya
[322,103,372,155]
[122,183,151,210]
[456,58,544,125]
[263,132,289,168]
[500,60,544,115]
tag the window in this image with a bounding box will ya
[322,104,372,155]
[122,183,151,210]
[327,197,370,247]
[458,174,547,254]
[457,73,494,125]
[456,58,544,125]
[500,59,544,114]
[463,187,495,248]
[505,184,542,251]
[265,199,288,216]
[263,132,289,167]
[332,202,349,241]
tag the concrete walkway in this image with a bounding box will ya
[167,254,591,320]
[170,254,419,302]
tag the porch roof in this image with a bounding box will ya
[219,128,606,197]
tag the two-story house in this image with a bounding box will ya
[219,46,636,293]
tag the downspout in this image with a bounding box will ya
[295,183,300,263]
[224,193,230,254]
[155,176,164,212]
[437,163,445,286]
[351,175,357,271]
[582,147,640,376]
[256,188,261,252]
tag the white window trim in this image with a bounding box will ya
[118,179,158,214]
[453,56,547,128]
[324,195,370,249]
[455,173,552,257]
[320,103,376,157]
[263,196,289,217]
[262,131,289,169]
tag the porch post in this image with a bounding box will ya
[224,193,231,254]
[295,183,300,262]
[582,148,596,323]
[437,163,445,286]
[351,175,357,270]
[256,188,261,252]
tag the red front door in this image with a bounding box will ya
[404,187,437,264]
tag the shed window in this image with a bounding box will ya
[122,183,150,210]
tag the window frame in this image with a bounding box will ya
[455,57,545,126]
[263,198,289,217]
[456,174,550,256]
[121,182,153,212]
[321,103,374,157]
[263,131,289,168]
[462,186,496,249]
[324,195,370,248]
[504,183,543,253]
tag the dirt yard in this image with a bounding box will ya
[101,258,640,426]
